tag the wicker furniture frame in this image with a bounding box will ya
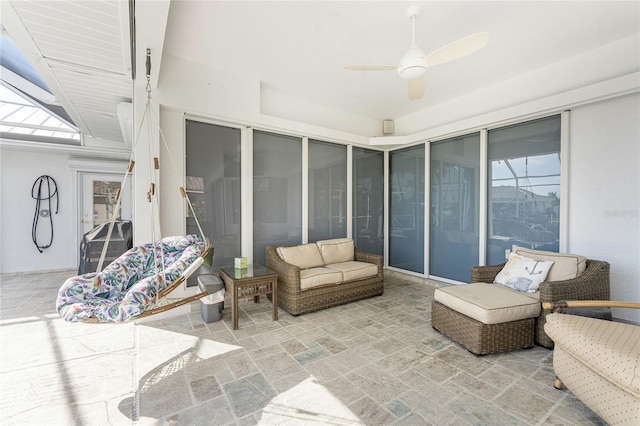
[431,300,535,355]
[469,259,610,348]
[265,245,383,316]
[219,265,278,330]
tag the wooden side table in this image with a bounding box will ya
[218,264,278,330]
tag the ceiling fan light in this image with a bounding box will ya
[397,44,427,80]
[398,64,426,80]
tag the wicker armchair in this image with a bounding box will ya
[471,259,610,348]
[266,245,383,316]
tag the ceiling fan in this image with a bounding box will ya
[344,6,489,100]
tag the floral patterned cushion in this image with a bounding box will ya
[56,235,206,323]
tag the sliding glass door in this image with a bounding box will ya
[185,120,241,276]
[487,116,561,265]
[389,145,425,273]
[308,140,347,242]
[430,134,480,282]
[353,147,384,255]
[390,116,561,279]
[253,131,302,265]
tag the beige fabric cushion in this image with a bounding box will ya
[277,244,325,269]
[434,283,540,324]
[316,238,354,264]
[552,344,640,425]
[544,313,640,398]
[325,261,378,282]
[299,267,343,290]
[513,246,587,281]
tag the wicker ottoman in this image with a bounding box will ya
[432,283,540,355]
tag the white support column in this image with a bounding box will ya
[302,136,309,244]
[479,128,489,266]
[131,1,170,244]
[424,142,431,277]
[242,127,254,261]
[132,78,160,244]
[158,109,186,238]
[346,145,353,239]
[383,150,389,268]
[560,110,571,252]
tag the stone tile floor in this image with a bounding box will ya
[0,269,607,425]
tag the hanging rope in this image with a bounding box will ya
[31,175,59,253]
[95,48,207,275]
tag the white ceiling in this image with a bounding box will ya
[163,1,639,122]
[2,1,639,144]
[2,0,131,144]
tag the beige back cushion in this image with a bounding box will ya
[513,246,587,281]
[316,238,354,264]
[277,244,325,269]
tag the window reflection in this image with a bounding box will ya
[487,116,561,265]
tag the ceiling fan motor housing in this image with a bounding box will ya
[397,44,428,80]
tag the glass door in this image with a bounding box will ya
[185,120,242,272]
[487,116,561,265]
[430,134,480,282]
[81,173,132,235]
[389,145,425,273]
[352,147,384,255]
[308,139,347,242]
[253,130,302,265]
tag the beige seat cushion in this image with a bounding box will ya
[545,313,640,398]
[299,267,343,290]
[277,244,325,269]
[513,246,587,281]
[316,238,354,264]
[325,261,378,282]
[434,283,540,324]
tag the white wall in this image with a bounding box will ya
[568,93,640,323]
[0,149,76,273]
[157,54,371,147]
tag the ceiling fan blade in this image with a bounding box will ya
[344,65,398,71]
[408,78,425,100]
[425,31,489,67]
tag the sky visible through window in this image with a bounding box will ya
[0,33,79,142]
[0,84,79,141]
[492,154,560,196]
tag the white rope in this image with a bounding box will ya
[96,49,207,277]
[96,113,141,272]
[96,62,157,272]
[146,101,207,241]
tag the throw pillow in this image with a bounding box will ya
[494,253,555,293]
[512,246,586,281]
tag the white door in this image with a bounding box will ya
[81,173,132,235]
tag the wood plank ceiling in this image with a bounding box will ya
[5,0,132,144]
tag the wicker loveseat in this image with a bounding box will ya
[432,246,610,354]
[266,238,383,316]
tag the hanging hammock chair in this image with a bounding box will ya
[56,50,211,323]
[57,235,208,322]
